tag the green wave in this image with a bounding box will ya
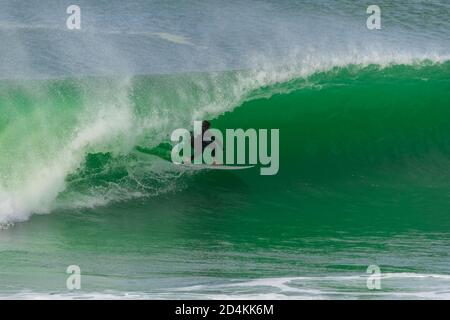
[1,61,450,223]
[214,62,450,180]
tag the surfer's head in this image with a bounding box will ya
[202,120,211,132]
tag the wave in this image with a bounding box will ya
[0,58,450,224]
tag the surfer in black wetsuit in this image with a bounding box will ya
[191,120,216,162]
[136,120,218,164]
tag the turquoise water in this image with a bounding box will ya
[1,1,450,299]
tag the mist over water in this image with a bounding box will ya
[1,0,450,299]
[1,0,449,78]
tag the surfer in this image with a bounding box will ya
[135,120,219,163]
[190,120,219,163]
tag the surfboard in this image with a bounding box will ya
[179,163,254,170]
[135,145,254,171]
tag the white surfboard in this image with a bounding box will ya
[179,163,254,170]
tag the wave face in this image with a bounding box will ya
[0,61,450,224]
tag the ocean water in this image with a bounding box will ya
[1,0,450,299]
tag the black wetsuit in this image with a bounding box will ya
[190,131,215,161]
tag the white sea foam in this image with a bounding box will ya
[2,273,450,300]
